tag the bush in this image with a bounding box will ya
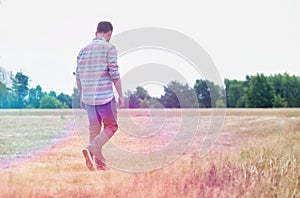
[273,95,288,108]
[39,95,68,109]
[216,99,226,108]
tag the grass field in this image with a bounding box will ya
[0,109,299,197]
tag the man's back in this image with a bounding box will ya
[76,37,119,105]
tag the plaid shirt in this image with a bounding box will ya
[75,37,120,105]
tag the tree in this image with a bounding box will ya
[194,79,210,108]
[281,73,300,107]
[216,99,226,108]
[268,73,300,107]
[0,81,10,108]
[0,66,12,85]
[160,81,198,108]
[39,94,67,109]
[127,91,138,108]
[57,93,72,108]
[273,95,287,108]
[71,88,81,108]
[128,86,152,108]
[49,91,57,98]
[27,85,44,108]
[224,79,245,108]
[11,72,29,108]
[194,79,224,108]
[244,74,274,108]
[269,74,284,97]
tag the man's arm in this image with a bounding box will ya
[76,78,85,109]
[107,45,124,108]
[112,78,124,108]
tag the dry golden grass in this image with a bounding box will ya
[0,109,299,198]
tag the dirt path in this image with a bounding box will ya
[1,131,116,197]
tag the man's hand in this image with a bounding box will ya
[80,99,86,109]
[118,96,125,108]
[112,78,124,108]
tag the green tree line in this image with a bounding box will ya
[0,70,299,109]
[225,73,300,108]
[122,73,300,108]
[0,71,78,109]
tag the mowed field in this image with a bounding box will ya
[0,109,299,198]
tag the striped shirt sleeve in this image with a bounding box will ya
[107,45,120,80]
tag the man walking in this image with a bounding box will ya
[75,21,124,171]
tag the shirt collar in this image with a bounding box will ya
[93,36,106,41]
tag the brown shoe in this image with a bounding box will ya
[94,157,106,171]
[82,148,95,171]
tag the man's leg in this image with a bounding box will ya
[87,98,118,168]
[85,105,102,143]
[83,105,102,171]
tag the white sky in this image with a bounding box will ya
[0,0,299,96]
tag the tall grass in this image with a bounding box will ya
[0,109,299,197]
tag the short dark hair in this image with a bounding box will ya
[97,21,113,33]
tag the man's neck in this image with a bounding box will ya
[96,33,109,42]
